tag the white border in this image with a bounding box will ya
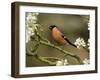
[19,5,95,74]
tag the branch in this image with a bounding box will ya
[40,40,83,64]
[29,25,83,65]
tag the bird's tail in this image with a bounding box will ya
[64,38,77,48]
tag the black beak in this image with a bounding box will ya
[49,25,56,30]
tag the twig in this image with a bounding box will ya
[35,54,57,65]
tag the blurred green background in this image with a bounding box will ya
[26,13,89,67]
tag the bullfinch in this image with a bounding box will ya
[49,25,77,48]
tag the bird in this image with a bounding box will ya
[49,25,77,48]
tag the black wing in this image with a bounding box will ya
[61,33,77,48]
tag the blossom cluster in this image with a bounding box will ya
[74,37,86,49]
[56,59,69,66]
[26,12,39,43]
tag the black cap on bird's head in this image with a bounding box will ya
[49,25,57,30]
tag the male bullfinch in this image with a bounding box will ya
[49,25,77,48]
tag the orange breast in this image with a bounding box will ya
[52,27,66,44]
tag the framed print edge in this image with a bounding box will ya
[95,6,98,73]
[11,2,20,78]
[11,2,98,78]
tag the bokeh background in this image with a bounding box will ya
[26,13,89,67]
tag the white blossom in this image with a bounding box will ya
[56,60,64,66]
[87,39,90,49]
[83,58,89,65]
[56,59,69,66]
[74,37,86,49]
[63,59,69,66]
[88,20,90,30]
